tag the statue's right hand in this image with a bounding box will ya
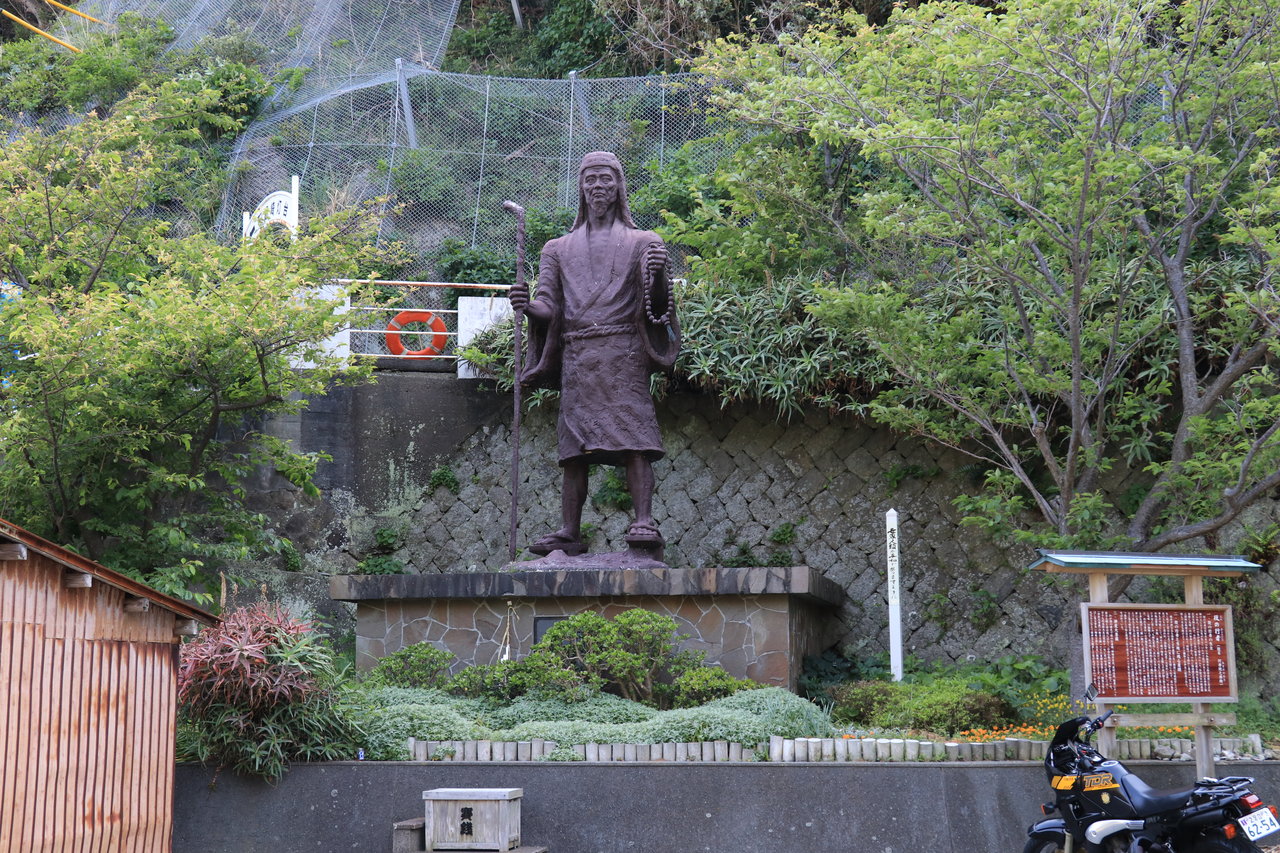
[509,282,529,310]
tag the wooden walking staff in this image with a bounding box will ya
[502,200,527,562]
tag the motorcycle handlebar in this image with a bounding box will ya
[1093,710,1114,730]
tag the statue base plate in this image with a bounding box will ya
[514,545,666,571]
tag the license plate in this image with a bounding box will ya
[1239,807,1280,841]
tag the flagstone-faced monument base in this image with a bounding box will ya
[330,567,842,690]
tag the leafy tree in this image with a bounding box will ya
[0,81,395,598]
[696,0,1280,552]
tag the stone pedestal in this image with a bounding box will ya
[330,567,842,690]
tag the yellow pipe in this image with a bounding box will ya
[1,9,81,52]
[41,0,104,25]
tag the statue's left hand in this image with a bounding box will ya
[643,242,668,275]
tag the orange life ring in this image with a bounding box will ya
[385,310,448,357]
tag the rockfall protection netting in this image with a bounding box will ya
[60,0,459,107]
[217,65,726,275]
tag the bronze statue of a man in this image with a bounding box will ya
[509,151,680,558]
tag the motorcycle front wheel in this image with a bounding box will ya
[1022,832,1065,853]
[1184,833,1263,853]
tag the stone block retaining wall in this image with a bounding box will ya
[248,373,1280,686]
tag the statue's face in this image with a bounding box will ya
[581,165,619,214]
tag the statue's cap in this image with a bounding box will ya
[579,151,624,175]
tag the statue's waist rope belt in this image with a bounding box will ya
[564,323,634,342]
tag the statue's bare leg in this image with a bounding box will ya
[624,453,660,541]
[561,460,588,539]
[529,460,588,555]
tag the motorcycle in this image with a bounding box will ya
[1024,686,1280,853]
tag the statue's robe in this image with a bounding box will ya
[520,220,681,466]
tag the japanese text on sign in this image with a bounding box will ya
[1082,605,1235,702]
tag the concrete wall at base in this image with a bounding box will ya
[173,761,1280,853]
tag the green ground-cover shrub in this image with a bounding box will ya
[829,677,1014,735]
[482,692,658,729]
[350,686,834,754]
[355,702,490,760]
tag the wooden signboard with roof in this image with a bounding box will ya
[1029,550,1259,779]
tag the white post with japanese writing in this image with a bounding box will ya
[886,509,903,682]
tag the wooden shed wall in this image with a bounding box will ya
[1,553,179,853]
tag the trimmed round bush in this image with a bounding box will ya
[670,667,759,708]
[367,643,455,689]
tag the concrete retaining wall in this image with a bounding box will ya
[174,761,1280,853]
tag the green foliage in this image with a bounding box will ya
[428,466,462,495]
[373,526,401,549]
[484,688,833,746]
[481,692,657,728]
[534,609,708,707]
[440,608,751,709]
[718,540,763,568]
[368,643,456,689]
[695,0,1280,552]
[638,134,872,284]
[968,587,1000,633]
[280,541,302,573]
[444,0,627,78]
[0,82,395,598]
[947,655,1069,712]
[686,687,834,740]
[591,467,633,511]
[355,702,486,760]
[61,15,176,109]
[355,556,406,575]
[673,274,886,417]
[798,648,890,699]
[768,522,799,546]
[829,678,1013,735]
[1238,523,1280,567]
[434,239,509,285]
[177,605,361,780]
[538,744,586,761]
[883,463,940,492]
[446,659,549,702]
[1203,578,1280,680]
[0,16,269,135]
[386,152,476,221]
[669,666,758,708]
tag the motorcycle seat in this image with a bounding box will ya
[1121,773,1194,816]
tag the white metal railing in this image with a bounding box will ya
[335,280,512,363]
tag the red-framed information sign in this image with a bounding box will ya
[1081,604,1236,703]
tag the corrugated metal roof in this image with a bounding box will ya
[1028,549,1259,573]
[0,516,219,625]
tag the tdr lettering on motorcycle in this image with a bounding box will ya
[1082,773,1120,791]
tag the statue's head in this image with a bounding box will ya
[572,151,636,230]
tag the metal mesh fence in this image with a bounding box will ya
[59,0,459,108]
[218,66,726,277]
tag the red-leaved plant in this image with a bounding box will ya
[177,604,359,780]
